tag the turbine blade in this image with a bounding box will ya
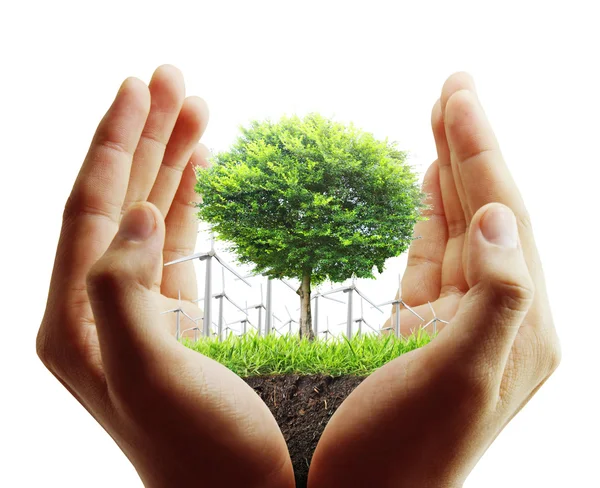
[319,285,348,297]
[180,310,196,323]
[160,308,179,314]
[214,256,252,286]
[281,279,298,291]
[402,302,424,321]
[224,294,248,315]
[355,289,384,313]
[322,294,345,304]
[164,251,208,266]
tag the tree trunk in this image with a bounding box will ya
[297,271,315,341]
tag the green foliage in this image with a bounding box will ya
[181,331,433,377]
[194,113,428,286]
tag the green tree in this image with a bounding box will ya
[194,113,428,340]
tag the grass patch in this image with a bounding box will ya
[181,330,433,377]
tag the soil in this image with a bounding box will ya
[243,374,366,488]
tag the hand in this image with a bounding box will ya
[308,73,561,487]
[36,65,294,488]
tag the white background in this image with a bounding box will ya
[1,1,598,486]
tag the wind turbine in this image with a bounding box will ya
[226,301,257,335]
[421,301,449,335]
[164,232,251,338]
[311,291,345,337]
[336,297,380,335]
[221,313,240,340]
[320,316,333,342]
[180,312,202,342]
[278,305,298,335]
[376,274,424,338]
[160,290,197,341]
[237,275,297,335]
[244,283,267,336]
[212,268,249,342]
[338,297,380,336]
[319,276,384,339]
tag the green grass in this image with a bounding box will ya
[181,330,433,377]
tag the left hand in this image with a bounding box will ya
[36,65,294,488]
[308,72,561,487]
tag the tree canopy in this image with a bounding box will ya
[194,113,428,338]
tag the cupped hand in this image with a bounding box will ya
[308,73,561,487]
[36,65,294,488]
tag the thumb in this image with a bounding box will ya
[86,202,169,359]
[441,203,535,369]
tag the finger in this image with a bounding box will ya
[161,144,211,301]
[86,201,173,387]
[436,203,534,380]
[432,98,469,297]
[147,96,209,217]
[441,81,552,328]
[440,73,476,221]
[443,86,522,224]
[56,77,150,325]
[122,65,186,213]
[400,160,447,306]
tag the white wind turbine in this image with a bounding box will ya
[244,283,268,336]
[377,274,424,338]
[211,268,249,341]
[277,305,298,335]
[353,297,381,336]
[420,301,449,335]
[160,290,197,341]
[320,316,333,342]
[319,276,384,339]
[164,232,251,338]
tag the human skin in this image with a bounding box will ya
[307,74,561,487]
[36,65,560,488]
[35,65,294,488]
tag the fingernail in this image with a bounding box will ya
[480,205,518,248]
[119,203,156,241]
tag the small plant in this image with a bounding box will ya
[182,330,433,377]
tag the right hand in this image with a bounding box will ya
[308,72,561,487]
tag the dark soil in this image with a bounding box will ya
[243,374,366,488]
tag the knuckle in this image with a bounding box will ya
[86,259,128,296]
[63,189,121,226]
[487,277,535,314]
